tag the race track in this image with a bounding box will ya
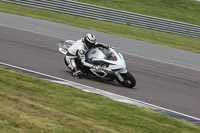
[1,24,200,119]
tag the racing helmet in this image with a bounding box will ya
[84,33,96,49]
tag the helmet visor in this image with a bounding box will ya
[85,38,95,49]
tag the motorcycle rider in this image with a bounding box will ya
[65,33,112,78]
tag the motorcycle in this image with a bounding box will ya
[57,40,136,88]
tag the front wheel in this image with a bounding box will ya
[117,71,136,88]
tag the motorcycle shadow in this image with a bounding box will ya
[65,70,135,89]
[84,75,120,87]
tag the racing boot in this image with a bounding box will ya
[72,68,83,79]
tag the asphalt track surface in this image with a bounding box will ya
[1,24,200,119]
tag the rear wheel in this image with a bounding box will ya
[117,71,136,88]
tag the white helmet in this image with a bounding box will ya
[84,33,96,49]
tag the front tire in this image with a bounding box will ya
[117,71,136,88]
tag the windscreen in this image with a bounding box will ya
[99,48,117,61]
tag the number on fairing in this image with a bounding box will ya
[59,47,67,55]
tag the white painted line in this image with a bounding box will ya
[1,61,200,124]
[1,23,200,72]
[0,23,65,40]
[122,52,200,72]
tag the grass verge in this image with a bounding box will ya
[0,1,200,53]
[0,66,200,132]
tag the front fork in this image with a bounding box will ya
[114,68,127,82]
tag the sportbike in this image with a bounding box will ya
[58,40,136,88]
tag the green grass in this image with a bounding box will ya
[74,0,200,25]
[0,1,200,53]
[0,66,200,132]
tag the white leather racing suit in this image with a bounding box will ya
[65,38,109,72]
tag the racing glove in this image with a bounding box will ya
[108,46,115,49]
[92,65,101,70]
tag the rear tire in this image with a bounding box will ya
[117,71,136,88]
